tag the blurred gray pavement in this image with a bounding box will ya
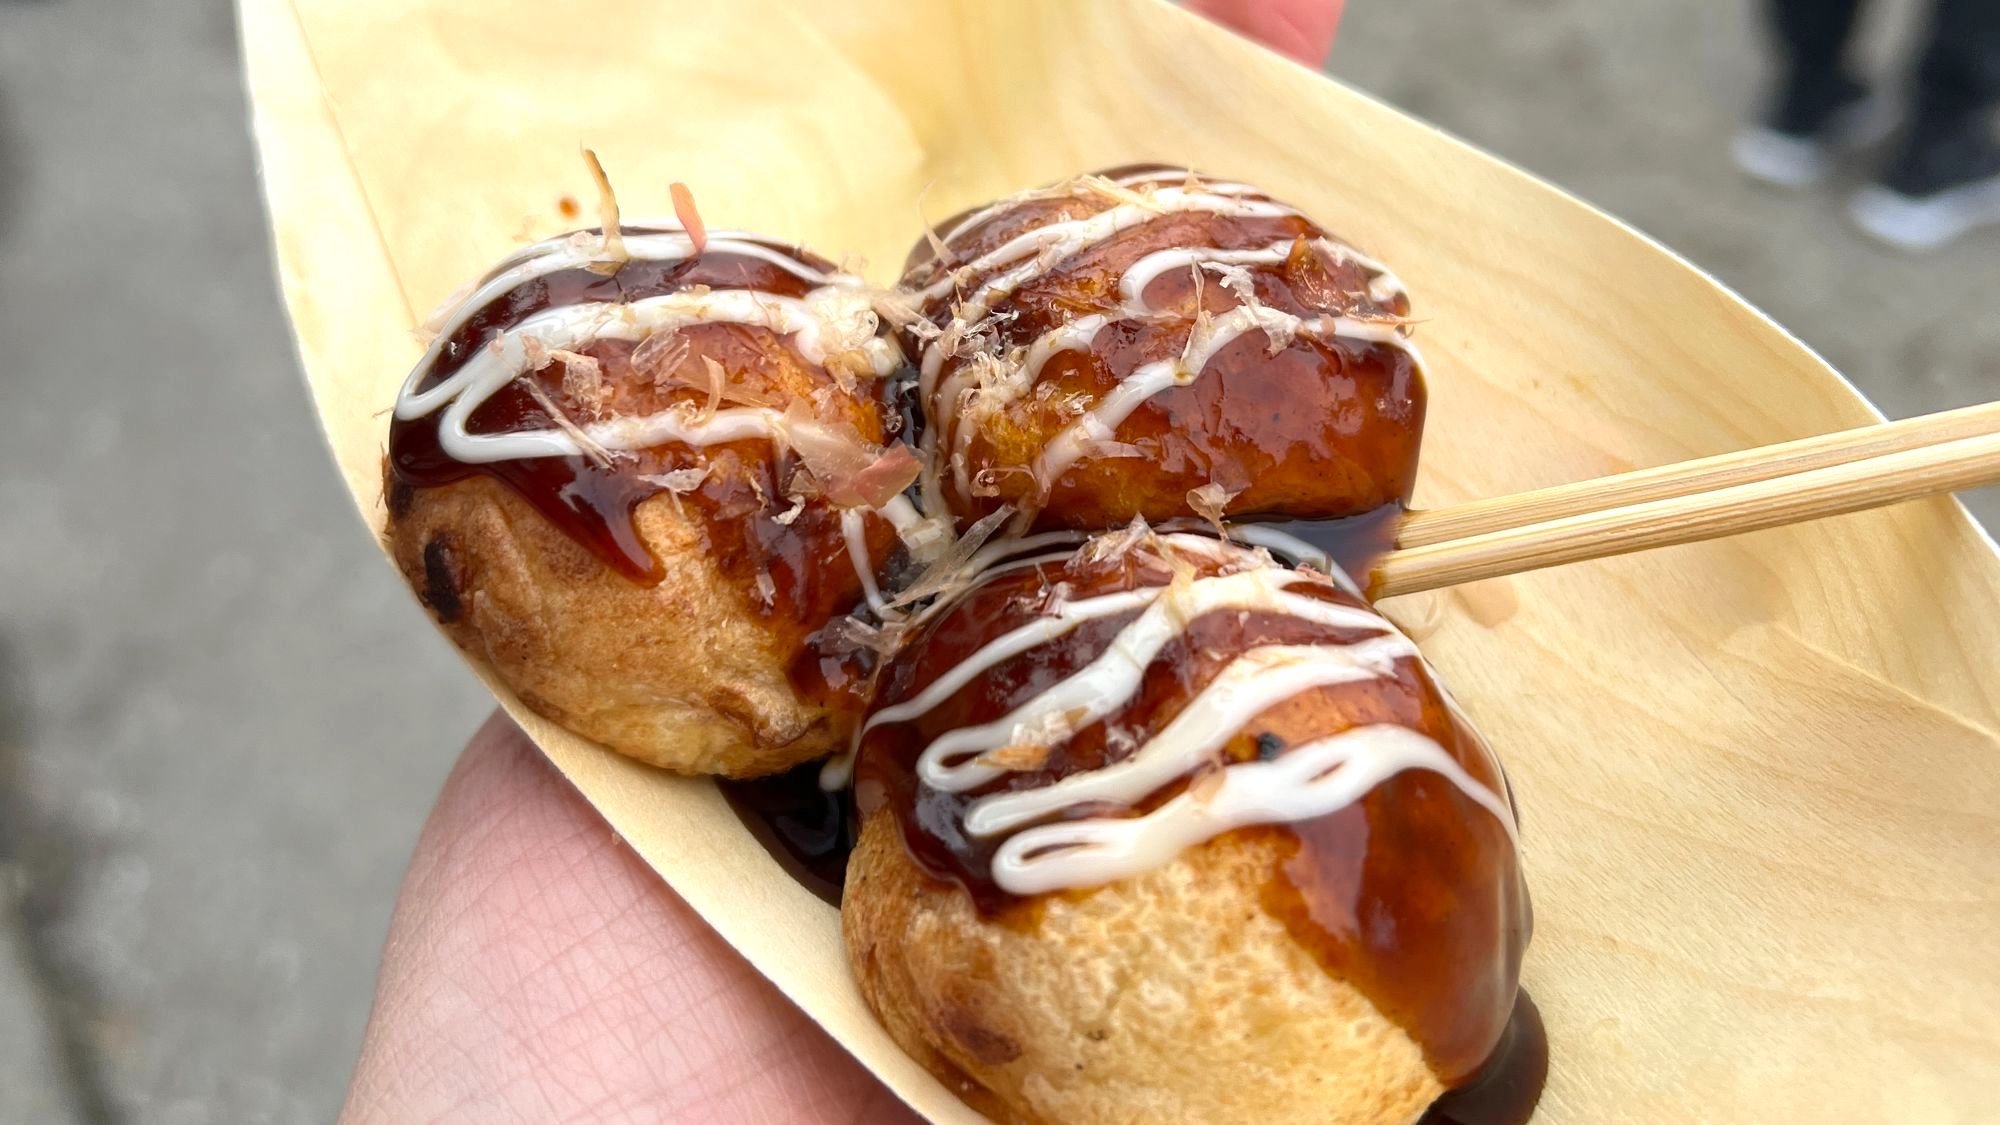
[0,0,1993,1121]
[1336,0,2000,528]
[0,2,491,1121]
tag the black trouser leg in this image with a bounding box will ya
[1768,0,1868,78]
[1880,0,2000,195]
[1764,0,1871,131]
[1911,0,2000,130]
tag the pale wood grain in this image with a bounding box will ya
[1399,400,2000,548]
[241,0,2000,1120]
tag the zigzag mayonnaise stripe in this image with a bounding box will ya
[914,172,1422,514]
[395,230,898,465]
[889,547,1515,896]
[993,724,1516,896]
[930,169,1273,251]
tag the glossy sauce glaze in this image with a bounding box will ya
[387,226,910,709]
[901,165,1425,531]
[719,757,1543,1122]
[719,759,855,906]
[1232,503,1408,593]
[724,510,1407,905]
[852,534,1528,1088]
[1420,992,1548,1125]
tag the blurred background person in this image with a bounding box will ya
[1733,0,2000,249]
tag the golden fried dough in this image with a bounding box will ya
[902,165,1425,531]
[844,533,1527,1121]
[385,226,913,775]
[390,475,853,776]
[845,815,1441,1125]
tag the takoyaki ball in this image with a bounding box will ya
[903,166,1424,532]
[387,225,919,776]
[845,531,1527,1123]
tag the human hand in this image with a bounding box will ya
[1185,0,1346,67]
[340,713,920,1123]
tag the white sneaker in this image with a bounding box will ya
[1731,95,1898,190]
[1849,171,2000,251]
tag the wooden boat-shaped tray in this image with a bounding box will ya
[241,0,2000,1118]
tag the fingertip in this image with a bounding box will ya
[1186,0,1344,66]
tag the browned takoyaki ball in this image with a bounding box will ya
[387,226,915,776]
[902,165,1425,532]
[844,531,1528,1123]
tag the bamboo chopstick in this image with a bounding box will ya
[1396,400,2000,549]
[1372,427,2000,599]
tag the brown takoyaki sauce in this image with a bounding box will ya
[903,167,1424,531]
[1421,992,1548,1125]
[387,230,900,710]
[719,759,855,907]
[853,539,1528,1087]
[1256,502,1408,589]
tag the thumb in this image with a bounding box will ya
[342,710,917,1124]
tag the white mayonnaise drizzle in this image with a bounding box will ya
[450,228,832,331]
[1217,523,1329,567]
[930,169,1269,252]
[394,223,940,614]
[993,724,1515,895]
[965,636,1415,834]
[875,543,1515,896]
[915,186,1306,399]
[841,509,887,614]
[960,529,1090,578]
[394,229,899,466]
[912,568,1379,790]
[1110,168,1261,192]
[912,170,1422,516]
[1120,238,1405,309]
[1032,308,1419,492]
[1222,524,1362,596]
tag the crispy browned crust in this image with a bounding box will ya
[387,472,841,777]
[905,180,1424,532]
[843,813,1443,1125]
